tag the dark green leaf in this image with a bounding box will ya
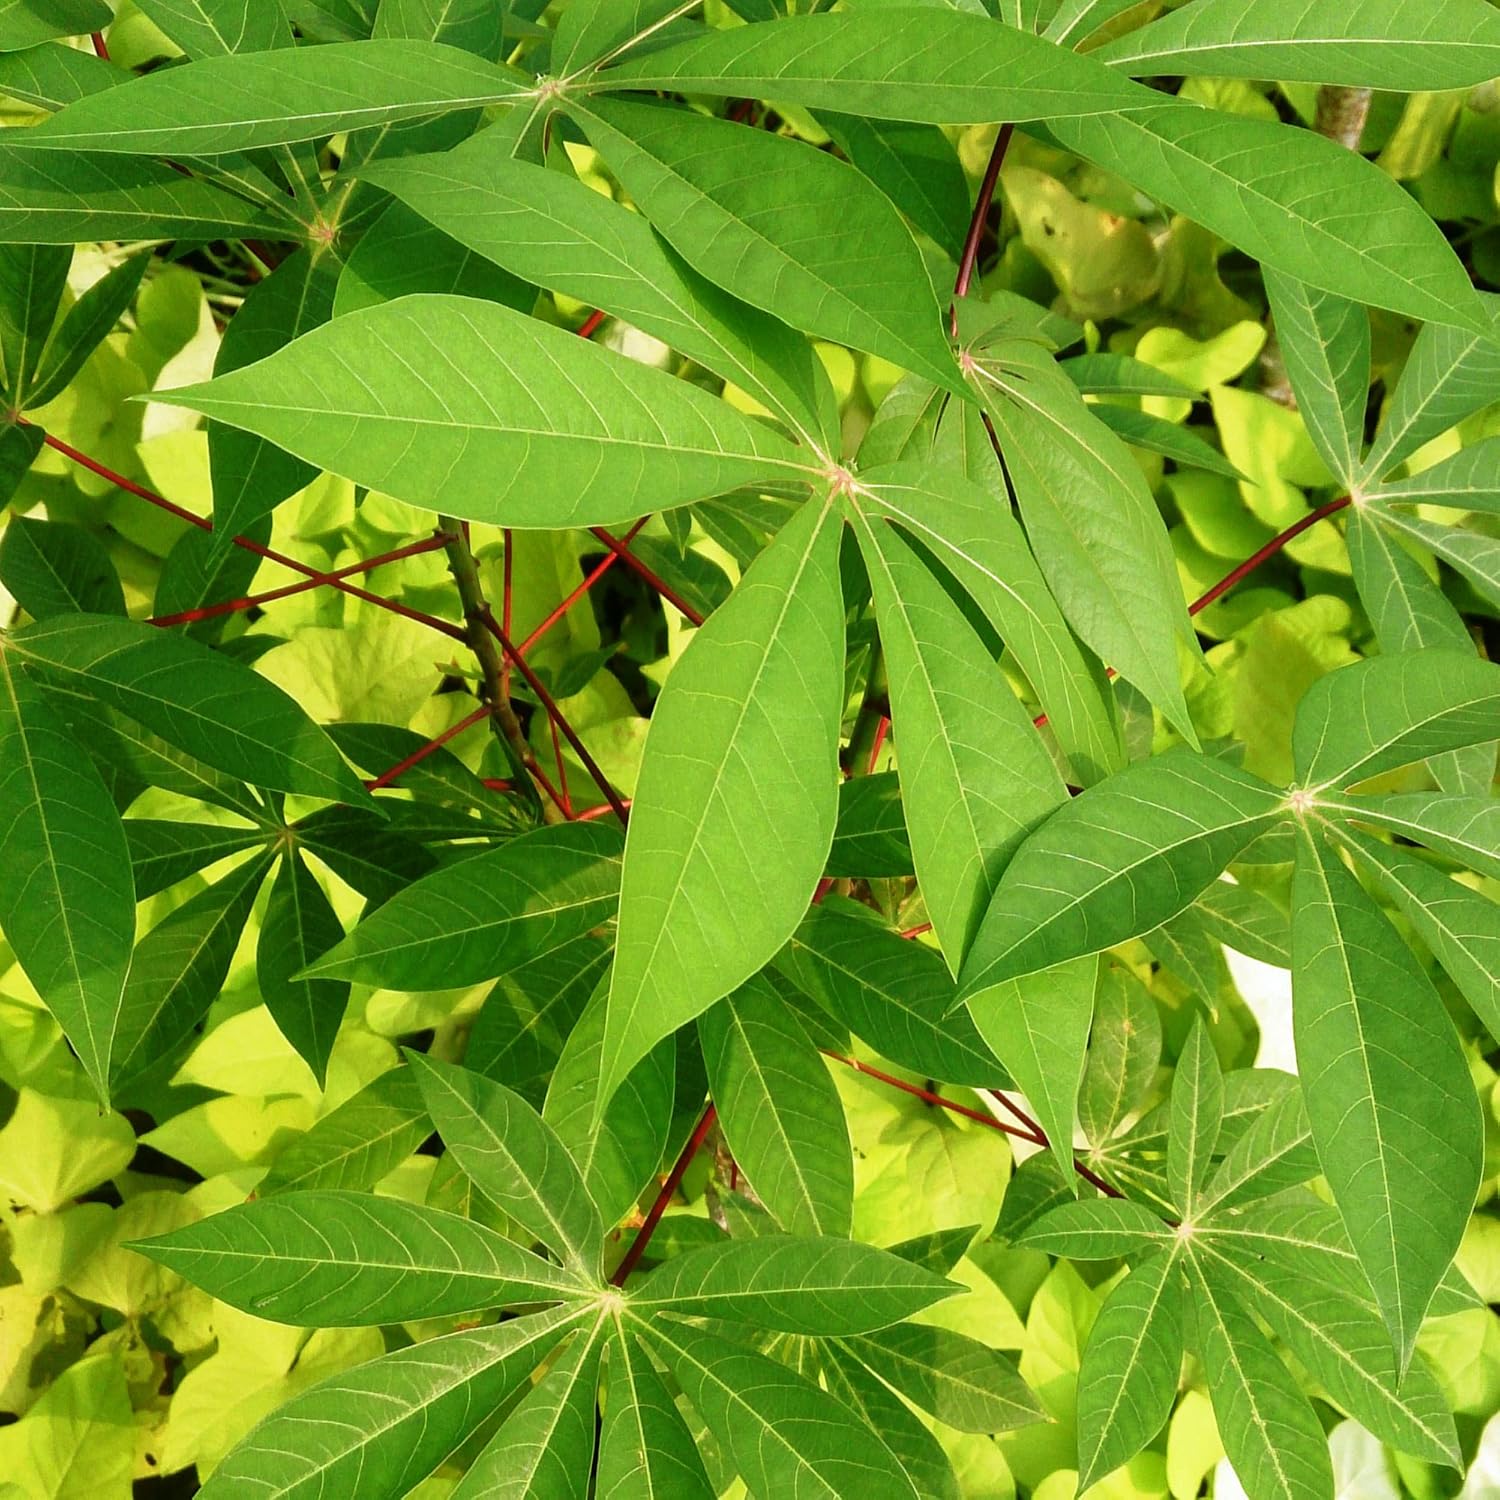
[699,974,853,1237]
[1076,1251,1184,1490]
[111,851,272,1092]
[197,1304,584,1500]
[410,1052,605,1276]
[958,751,1285,995]
[1292,827,1482,1365]
[151,295,811,528]
[0,514,124,620]
[259,850,348,1085]
[632,1235,957,1334]
[0,652,134,1098]
[604,497,843,1106]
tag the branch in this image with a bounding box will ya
[612,1103,718,1284]
[951,123,1015,334]
[440,515,557,824]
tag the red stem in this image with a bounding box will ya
[485,613,632,824]
[500,528,514,697]
[149,533,452,627]
[577,309,608,340]
[588,526,705,626]
[612,1103,718,1284]
[37,428,466,642]
[516,516,650,655]
[90,30,109,59]
[951,123,1014,334]
[366,703,490,791]
[1188,494,1351,616]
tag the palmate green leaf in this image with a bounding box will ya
[410,1053,605,1277]
[0,652,134,1099]
[302,821,622,989]
[0,513,125,620]
[1361,293,1500,481]
[1094,0,1500,88]
[1168,1017,1223,1214]
[819,113,969,264]
[0,37,126,109]
[361,141,836,447]
[778,904,1007,1086]
[544,981,675,1231]
[1261,271,1369,485]
[1046,0,1152,46]
[603,496,844,1108]
[1344,513,1494,795]
[258,849,347,1085]
[466,934,613,1093]
[0,242,67,405]
[110,851,272,1093]
[553,0,685,75]
[1076,1250,1185,1491]
[819,1349,962,1500]
[631,1235,957,1334]
[1196,1084,1317,1214]
[859,464,1123,787]
[1018,1197,1173,1259]
[827,772,912,877]
[968,959,1098,1187]
[334,197,536,317]
[1292,649,1500,790]
[1366,435,1500,511]
[260,1065,430,1195]
[208,247,337,540]
[0,0,109,50]
[1079,963,1162,1148]
[1050,102,1491,336]
[1062,353,1197,400]
[1187,1259,1335,1500]
[131,1190,585,1325]
[373,0,503,55]
[10,613,371,806]
[593,10,1145,121]
[0,417,42,505]
[1193,881,1291,967]
[597,1329,715,1500]
[136,0,292,55]
[571,97,965,400]
[1088,405,1242,480]
[124,819,264,898]
[24,248,148,411]
[17,38,529,153]
[957,750,1286,997]
[198,1302,585,1500]
[452,1322,603,1500]
[837,1323,1045,1433]
[1196,1233,1460,1466]
[1348,832,1500,1038]
[151,295,811,529]
[1292,827,1483,1366]
[1374,506,1500,617]
[56,687,270,822]
[0,146,288,240]
[967,337,1198,738]
[854,509,1067,966]
[1328,790,1500,883]
[640,1315,922,1500]
[292,805,437,907]
[698,973,853,1237]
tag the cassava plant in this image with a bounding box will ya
[0,0,1498,1496]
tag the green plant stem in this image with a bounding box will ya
[440,516,556,825]
[844,639,889,775]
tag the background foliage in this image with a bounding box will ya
[0,2,1499,1498]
